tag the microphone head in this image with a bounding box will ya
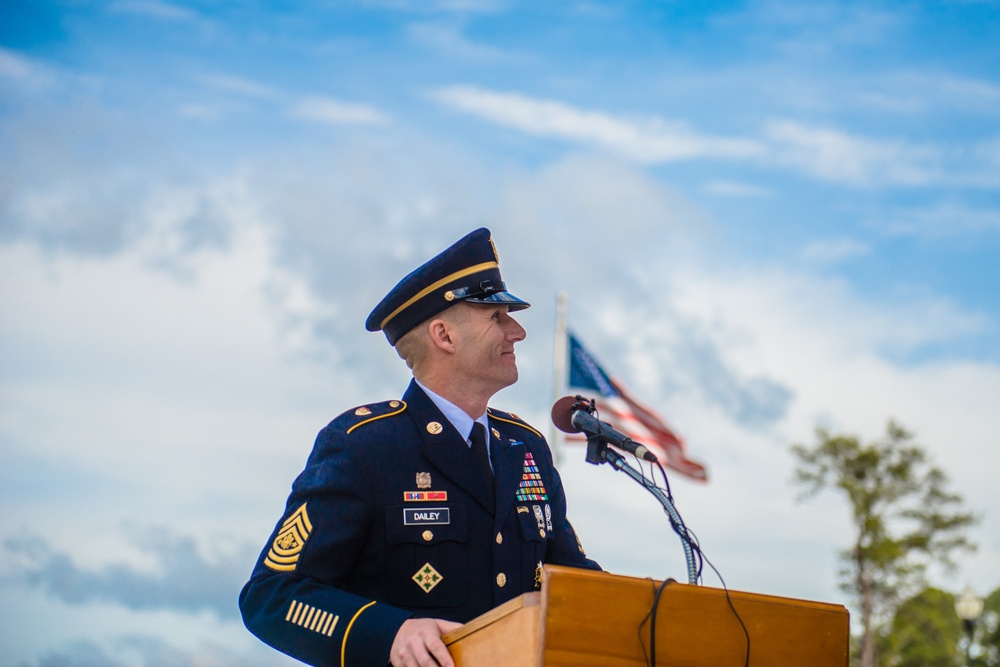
[551,395,585,433]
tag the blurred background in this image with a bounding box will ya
[1,1,998,665]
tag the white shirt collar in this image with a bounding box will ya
[415,378,488,443]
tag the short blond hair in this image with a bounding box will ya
[393,304,473,371]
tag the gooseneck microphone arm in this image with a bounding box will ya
[602,447,698,584]
[552,395,698,585]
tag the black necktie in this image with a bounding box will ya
[470,422,494,495]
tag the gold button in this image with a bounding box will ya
[496,532,503,545]
[539,529,546,539]
[496,572,507,587]
[422,530,434,542]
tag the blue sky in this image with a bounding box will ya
[2,1,999,665]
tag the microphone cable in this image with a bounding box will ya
[630,456,749,667]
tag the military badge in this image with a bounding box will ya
[404,490,447,501]
[515,452,548,501]
[491,427,501,440]
[534,561,544,589]
[544,503,553,532]
[265,503,312,572]
[413,563,443,593]
[426,421,443,435]
[416,472,432,489]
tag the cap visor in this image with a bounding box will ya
[464,291,530,311]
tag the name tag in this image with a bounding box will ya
[403,507,451,525]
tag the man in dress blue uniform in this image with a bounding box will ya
[240,228,600,667]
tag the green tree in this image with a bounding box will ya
[877,585,1000,667]
[971,586,1000,667]
[791,420,978,667]
[877,587,962,667]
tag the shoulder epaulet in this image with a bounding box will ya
[343,400,408,435]
[488,408,543,439]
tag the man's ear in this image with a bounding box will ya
[427,317,457,354]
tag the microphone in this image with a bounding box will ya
[551,396,658,462]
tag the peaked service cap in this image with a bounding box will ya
[366,228,530,345]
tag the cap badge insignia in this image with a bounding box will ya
[416,472,432,489]
[413,562,443,593]
[489,236,499,263]
[426,421,443,435]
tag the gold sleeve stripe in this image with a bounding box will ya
[323,616,340,637]
[341,601,377,667]
[323,613,339,636]
[346,402,407,434]
[379,261,498,329]
[286,600,340,637]
[489,413,542,438]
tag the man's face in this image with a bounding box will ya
[450,302,527,396]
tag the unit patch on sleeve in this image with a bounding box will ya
[265,503,312,572]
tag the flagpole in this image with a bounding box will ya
[549,291,568,464]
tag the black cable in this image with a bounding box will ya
[631,460,748,667]
[588,398,748,666]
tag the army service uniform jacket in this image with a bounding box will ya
[239,380,600,666]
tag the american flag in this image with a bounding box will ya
[566,332,708,482]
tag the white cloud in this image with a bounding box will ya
[433,85,765,162]
[196,73,282,100]
[799,237,871,264]
[702,180,772,198]
[880,200,1000,238]
[290,96,391,126]
[407,21,520,61]
[431,86,999,191]
[107,0,201,22]
[0,47,55,91]
[765,120,942,187]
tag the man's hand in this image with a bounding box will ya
[390,617,463,667]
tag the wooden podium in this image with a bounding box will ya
[442,566,849,666]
